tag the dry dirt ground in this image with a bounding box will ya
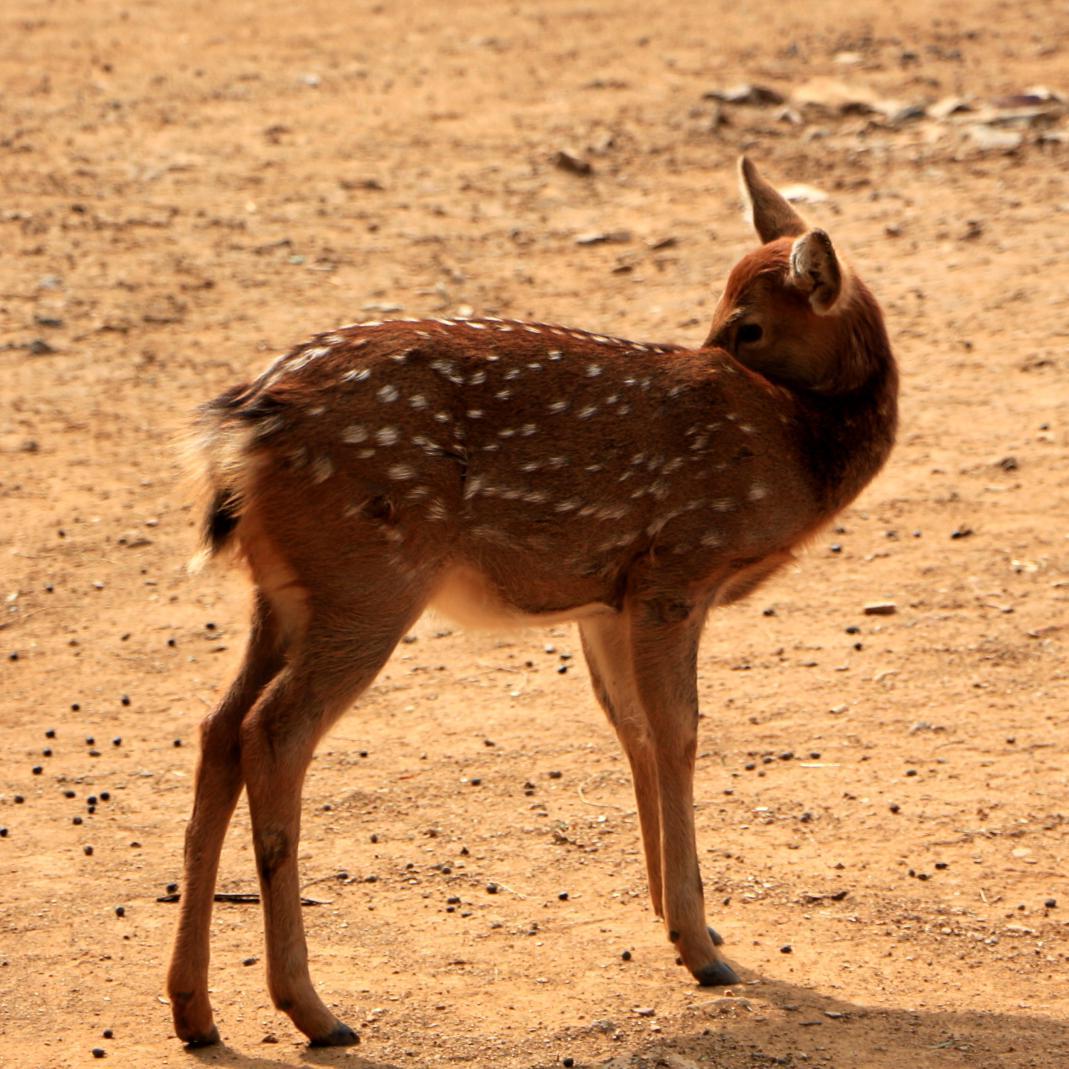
[2,1,1069,1067]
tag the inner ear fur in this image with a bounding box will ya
[789,229,842,314]
[739,156,807,244]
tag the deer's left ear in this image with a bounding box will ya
[789,229,842,314]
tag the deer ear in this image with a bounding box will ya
[789,229,842,314]
[739,156,807,243]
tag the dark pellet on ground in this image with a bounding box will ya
[14,795,23,804]
[64,790,76,799]
[8,652,18,661]
[87,805,96,814]
[906,769,918,777]
[166,882,178,894]
[91,1048,106,1058]
[73,817,83,826]
[845,625,861,634]
[890,803,901,813]
[558,891,569,900]
[370,833,378,843]
[102,1029,113,1039]
[486,882,498,894]
[85,737,94,745]
[120,695,130,706]
[45,729,56,738]
[88,795,98,806]
[243,956,258,966]
[563,1059,575,1068]
[89,750,101,757]
[935,862,949,870]
[780,945,792,954]
[167,638,176,647]
[1046,899,1058,909]
[469,778,481,786]
[548,770,562,779]
[100,791,110,801]
[32,766,42,775]
[0,827,7,838]
[173,739,182,747]
[115,906,125,917]
[447,896,461,904]
[84,845,94,856]
[112,737,122,747]
[43,748,52,757]
[621,949,632,961]
[556,665,568,674]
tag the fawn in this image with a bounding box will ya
[167,158,897,1047]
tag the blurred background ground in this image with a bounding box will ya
[1,1,1068,1066]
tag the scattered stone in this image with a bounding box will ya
[704,83,785,107]
[863,601,897,616]
[29,338,57,355]
[552,150,593,176]
[575,230,631,246]
[965,125,1023,153]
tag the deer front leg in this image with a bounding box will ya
[579,614,664,918]
[627,595,739,986]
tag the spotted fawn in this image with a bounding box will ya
[168,158,898,1047]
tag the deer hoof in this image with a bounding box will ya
[694,957,741,987]
[181,1025,221,1048]
[707,925,724,947]
[309,1023,360,1047]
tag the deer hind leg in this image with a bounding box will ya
[627,597,739,987]
[240,577,431,1046]
[168,593,288,1046]
[579,614,664,919]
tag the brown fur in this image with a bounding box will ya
[167,158,898,1047]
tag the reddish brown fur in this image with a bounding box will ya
[167,160,898,1048]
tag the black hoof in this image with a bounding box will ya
[694,957,741,987]
[182,1025,221,1049]
[309,1023,360,1048]
[707,925,724,947]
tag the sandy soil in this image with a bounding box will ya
[2,1,1069,1067]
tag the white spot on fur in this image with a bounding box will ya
[409,394,428,409]
[586,364,603,377]
[388,463,416,481]
[343,424,368,443]
[748,484,768,501]
[548,400,568,414]
[377,384,399,403]
[343,367,371,383]
[376,426,399,446]
[312,456,334,483]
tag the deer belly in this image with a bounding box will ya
[429,564,615,629]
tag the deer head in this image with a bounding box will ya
[706,157,880,394]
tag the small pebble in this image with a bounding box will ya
[115,906,125,917]
[780,945,793,954]
[112,737,122,747]
[173,738,182,747]
[85,737,95,746]
[486,882,499,894]
[45,729,56,739]
[73,816,83,826]
[13,795,23,804]
[166,882,178,894]
[0,827,8,838]
[1045,898,1058,909]
[100,791,110,802]
[42,748,52,758]
[558,891,569,901]
[242,956,258,966]
[563,1059,575,1068]
[102,1029,113,1039]
[91,1049,106,1059]
[64,790,76,799]
[120,695,130,706]
[621,949,632,961]
[32,766,43,776]
[84,845,94,856]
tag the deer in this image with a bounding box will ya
[167,157,897,1047]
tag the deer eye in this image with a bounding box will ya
[737,322,764,345]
